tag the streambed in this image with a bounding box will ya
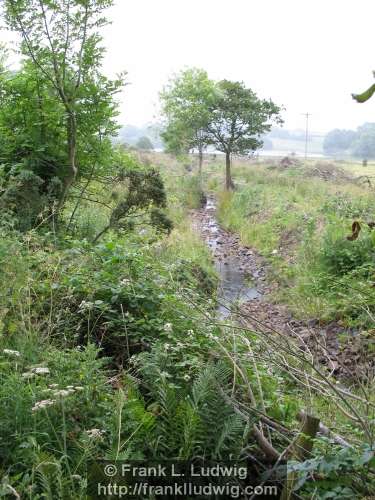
[192,195,372,380]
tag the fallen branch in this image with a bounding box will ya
[253,424,280,461]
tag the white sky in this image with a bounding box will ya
[2,0,375,133]
[101,0,375,133]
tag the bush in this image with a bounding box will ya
[320,229,375,276]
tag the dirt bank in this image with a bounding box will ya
[192,196,374,381]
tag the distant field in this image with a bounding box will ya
[267,136,325,155]
[339,160,375,178]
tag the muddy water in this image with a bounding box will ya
[201,197,261,318]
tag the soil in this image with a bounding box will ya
[192,196,374,381]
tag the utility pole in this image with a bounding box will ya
[302,112,311,159]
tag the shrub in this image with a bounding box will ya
[319,229,375,276]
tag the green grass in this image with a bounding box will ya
[209,159,375,325]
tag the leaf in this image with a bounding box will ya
[352,83,375,103]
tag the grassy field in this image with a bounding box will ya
[199,156,375,328]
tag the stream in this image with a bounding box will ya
[192,195,373,380]
[195,196,262,318]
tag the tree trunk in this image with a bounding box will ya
[225,151,234,190]
[56,112,78,215]
[198,149,203,177]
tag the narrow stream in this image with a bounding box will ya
[202,197,262,318]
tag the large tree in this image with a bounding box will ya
[205,80,282,189]
[323,129,357,155]
[160,68,215,175]
[3,0,124,207]
[352,123,375,159]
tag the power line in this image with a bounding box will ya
[301,112,311,159]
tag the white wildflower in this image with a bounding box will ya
[79,300,94,311]
[3,349,20,357]
[272,249,278,255]
[187,330,194,337]
[32,399,56,412]
[31,367,50,375]
[74,386,84,391]
[86,428,104,439]
[183,374,191,381]
[22,372,35,379]
[72,474,82,481]
[129,355,139,365]
[66,385,74,389]
[164,343,171,351]
[176,342,184,348]
[163,323,173,332]
[120,278,131,286]
[53,389,75,397]
[48,383,59,389]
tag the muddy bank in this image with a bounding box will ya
[192,196,374,381]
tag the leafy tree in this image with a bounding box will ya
[323,129,357,155]
[352,123,375,159]
[136,136,154,151]
[160,68,216,175]
[3,0,125,209]
[205,80,282,189]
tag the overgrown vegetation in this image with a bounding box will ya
[0,2,374,498]
[216,160,375,328]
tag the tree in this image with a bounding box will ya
[3,0,125,209]
[205,80,282,189]
[160,68,216,175]
[323,129,356,155]
[352,123,375,159]
[136,136,154,151]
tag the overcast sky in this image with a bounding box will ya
[3,0,375,133]
[99,0,375,133]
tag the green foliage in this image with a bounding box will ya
[319,228,375,277]
[136,359,247,460]
[0,165,62,231]
[215,161,375,325]
[135,136,154,151]
[206,79,283,156]
[291,440,375,498]
[0,342,115,498]
[2,0,125,212]
[160,68,215,156]
[93,161,173,242]
[322,192,375,219]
